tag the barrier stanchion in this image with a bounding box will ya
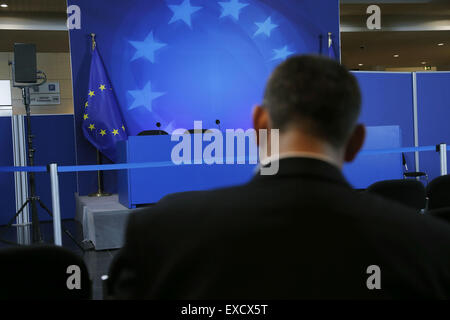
[439,143,448,176]
[0,144,447,242]
[0,143,447,248]
[48,163,62,246]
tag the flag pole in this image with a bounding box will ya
[91,33,96,51]
[88,33,111,197]
[89,149,111,197]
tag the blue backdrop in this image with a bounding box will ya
[30,115,78,222]
[352,72,416,171]
[416,72,450,181]
[0,117,15,226]
[0,115,77,225]
[68,0,340,195]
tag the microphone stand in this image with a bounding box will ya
[0,60,85,250]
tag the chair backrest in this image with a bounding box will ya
[367,179,426,210]
[402,153,408,171]
[137,130,168,136]
[0,245,91,300]
[427,208,450,225]
[426,175,450,210]
[185,129,213,134]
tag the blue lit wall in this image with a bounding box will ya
[352,72,416,171]
[68,0,340,195]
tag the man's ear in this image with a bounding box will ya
[344,124,366,163]
[252,105,270,146]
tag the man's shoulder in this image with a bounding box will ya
[130,184,251,225]
[129,180,450,246]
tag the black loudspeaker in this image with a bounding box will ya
[14,43,37,83]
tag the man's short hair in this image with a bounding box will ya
[263,55,362,148]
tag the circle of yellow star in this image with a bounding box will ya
[88,124,95,131]
[122,125,125,131]
[83,114,89,120]
[99,84,106,92]
[85,101,89,108]
[88,90,95,97]
[100,129,107,136]
[112,129,119,136]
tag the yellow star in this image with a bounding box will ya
[85,101,88,108]
[99,84,106,92]
[88,90,95,97]
[122,125,125,131]
[88,124,95,131]
[83,114,89,120]
[112,129,119,136]
[100,129,107,136]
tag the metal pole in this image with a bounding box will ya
[412,73,420,172]
[96,149,103,194]
[23,87,42,243]
[49,163,62,246]
[12,115,31,245]
[439,143,447,176]
[18,115,31,244]
[89,149,111,197]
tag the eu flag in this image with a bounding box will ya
[82,45,127,162]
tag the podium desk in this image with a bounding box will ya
[118,126,403,208]
[117,135,257,208]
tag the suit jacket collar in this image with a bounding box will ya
[252,157,352,189]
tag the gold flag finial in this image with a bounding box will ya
[91,33,96,51]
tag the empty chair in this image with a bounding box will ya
[367,179,426,211]
[426,175,450,210]
[402,153,428,182]
[428,208,450,225]
[0,245,91,300]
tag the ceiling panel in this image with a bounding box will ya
[0,30,69,52]
[342,31,450,70]
[0,0,67,13]
[341,3,450,16]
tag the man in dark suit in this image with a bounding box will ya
[109,55,450,299]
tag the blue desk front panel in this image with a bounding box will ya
[416,72,450,181]
[118,135,256,208]
[344,126,403,189]
[119,126,403,207]
[0,117,16,226]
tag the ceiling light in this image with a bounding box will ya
[438,43,445,46]
[393,54,399,58]
[421,61,427,65]
[0,4,8,8]
[358,64,364,67]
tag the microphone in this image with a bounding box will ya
[156,122,162,135]
[215,119,221,131]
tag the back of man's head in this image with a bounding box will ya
[263,55,362,149]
